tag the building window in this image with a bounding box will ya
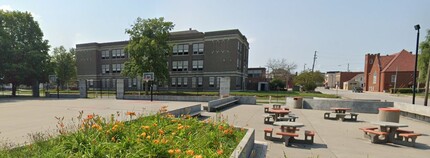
[198,77,203,87]
[172,61,188,71]
[192,60,204,71]
[112,64,123,73]
[172,61,178,71]
[192,77,196,88]
[177,77,182,87]
[112,49,125,59]
[173,44,188,56]
[183,77,188,86]
[171,77,176,87]
[183,61,188,71]
[102,65,110,74]
[236,77,241,87]
[101,50,110,59]
[391,75,396,83]
[209,77,215,87]
[372,72,377,84]
[177,61,183,71]
[216,77,221,88]
[193,43,204,54]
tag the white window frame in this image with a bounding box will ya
[178,77,182,86]
[391,75,396,83]
[209,77,215,87]
[183,77,188,86]
[373,72,377,84]
[198,77,203,86]
[171,77,176,86]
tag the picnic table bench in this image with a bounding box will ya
[324,112,358,121]
[360,122,423,147]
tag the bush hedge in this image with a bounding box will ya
[389,88,425,93]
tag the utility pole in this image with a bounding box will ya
[303,64,307,72]
[312,51,317,72]
[347,63,350,72]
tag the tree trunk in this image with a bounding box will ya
[32,80,40,97]
[12,83,17,97]
[425,57,430,106]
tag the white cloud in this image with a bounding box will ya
[0,5,13,11]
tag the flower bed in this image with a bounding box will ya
[0,111,246,157]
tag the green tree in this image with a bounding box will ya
[294,70,324,91]
[52,46,77,89]
[122,17,174,91]
[266,58,297,90]
[0,10,50,97]
[269,78,286,90]
[418,30,430,83]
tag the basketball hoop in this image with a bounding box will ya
[142,72,154,82]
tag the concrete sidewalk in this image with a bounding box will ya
[0,98,206,145]
[203,105,430,158]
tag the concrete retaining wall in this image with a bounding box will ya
[237,96,256,105]
[302,98,394,114]
[167,104,202,117]
[230,127,255,158]
[124,95,218,102]
[208,96,238,112]
[394,102,430,123]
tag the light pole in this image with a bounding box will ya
[412,24,420,104]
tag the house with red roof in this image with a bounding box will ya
[364,49,416,92]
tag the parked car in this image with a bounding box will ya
[352,87,363,93]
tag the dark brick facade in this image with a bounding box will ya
[76,29,249,91]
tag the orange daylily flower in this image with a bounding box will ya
[186,150,195,155]
[217,149,223,155]
[126,111,136,116]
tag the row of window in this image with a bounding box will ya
[171,60,204,71]
[102,64,125,74]
[172,43,204,56]
[101,49,126,59]
[171,77,220,88]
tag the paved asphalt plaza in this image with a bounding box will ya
[1,98,429,158]
[0,98,206,146]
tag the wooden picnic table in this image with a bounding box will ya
[269,109,290,121]
[371,121,408,143]
[273,121,304,133]
[330,107,352,113]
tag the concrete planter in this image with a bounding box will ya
[230,127,255,158]
[166,105,256,158]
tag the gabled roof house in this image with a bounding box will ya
[364,49,416,92]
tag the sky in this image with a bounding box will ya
[1,0,430,73]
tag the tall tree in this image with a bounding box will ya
[418,30,430,83]
[266,58,297,90]
[52,46,77,89]
[294,70,324,91]
[0,10,50,97]
[122,17,174,92]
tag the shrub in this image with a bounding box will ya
[389,88,425,93]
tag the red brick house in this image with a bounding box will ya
[364,49,416,92]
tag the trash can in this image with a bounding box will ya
[378,108,400,123]
[293,97,303,109]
